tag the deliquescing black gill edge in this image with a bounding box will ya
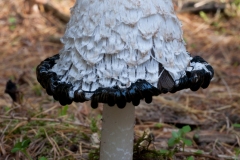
[36,54,214,109]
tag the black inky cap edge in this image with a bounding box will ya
[36,54,214,109]
[170,56,214,93]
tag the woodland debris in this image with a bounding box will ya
[174,0,227,13]
[34,0,70,23]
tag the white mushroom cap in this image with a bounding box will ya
[36,0,214,108]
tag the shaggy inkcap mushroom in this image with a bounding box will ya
[36,0,214,159]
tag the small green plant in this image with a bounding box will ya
[4,106,11,112]
[90,115,101,133]
[154,123,163,129]
[90,118,99,133]
[168,125,192,151]
[187,156,194,160]
[158,149,171,157]
[59,105,69,116]
[195,150,203,155]
[234,148,240,160]
[11,138,32,160]
[8,16,17,30]
[133,126,194,159]
[199,11,210,23]
[39,157,48,160]
[199,11,221,28]
[89,148,100,160]
[233,123,240,128]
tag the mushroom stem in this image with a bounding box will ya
[100,103,135,160]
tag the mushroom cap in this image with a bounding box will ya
[36,0,214,108]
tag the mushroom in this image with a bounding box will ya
[36,0,214,160]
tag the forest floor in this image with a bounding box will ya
[0,0,240,160]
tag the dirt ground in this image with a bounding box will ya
[1,0,240,160]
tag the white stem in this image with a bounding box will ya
[100,103,135,160]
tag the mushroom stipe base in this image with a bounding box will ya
[100,103,135,160]
[37,54,214,108]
